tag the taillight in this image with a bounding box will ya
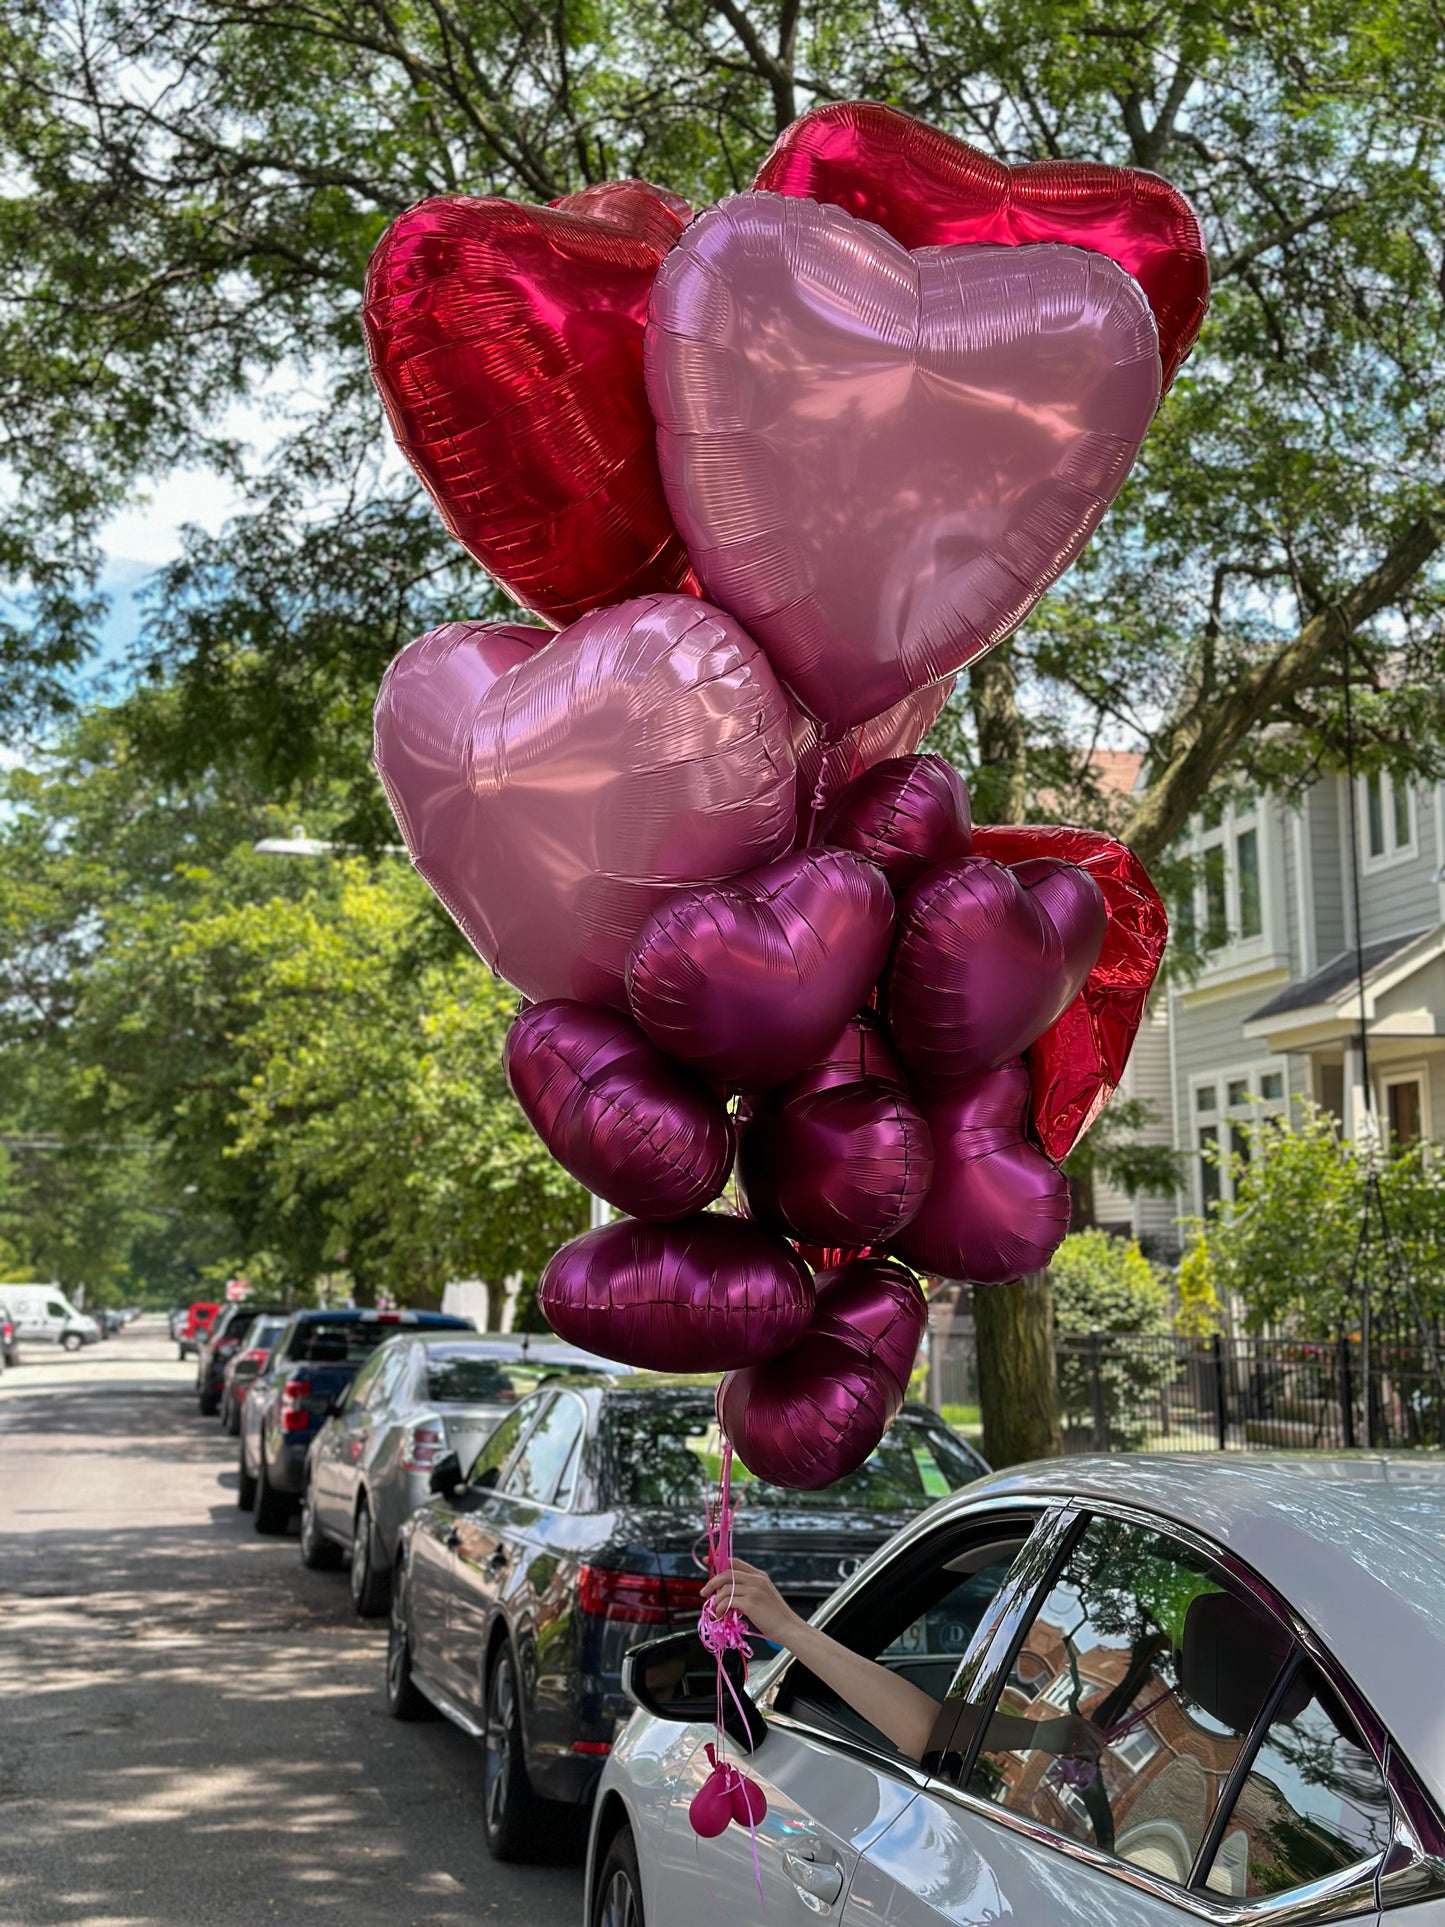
[400,1419,446,1473]
[237,1348,268,1370]
[577,1567,706,1624]
[279,1378,313,1432]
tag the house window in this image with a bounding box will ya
[1183,797,1268,956]
[1193,1066,1289,1211]
[1359,773,1416,867]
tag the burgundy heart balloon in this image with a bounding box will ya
[374,597,797,1008]
[788,682,955,844]
[504,1001,733,1221]
[719,1259,927,1490]
[792,1010,908,1092]
[885,856,1107,1092]
[645,192,1160,730]
[817,754,973,892]
[887,1060,1072,1285]
[626,849,895,1092]
[539,1214,814,1372]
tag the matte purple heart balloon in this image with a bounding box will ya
[626,848,894,1091]
[646,192,1160,729]
[818,754,974,892]
[885,856,1107,1092]
[374,596,796,1008]
[504,1000,733,1221]
[887,1060,1071,1284]
[719,1259,927,1489]
[538,1214,814,1371]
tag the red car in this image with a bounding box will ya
[176,1301,220,1361]
[0,1307,17,1369]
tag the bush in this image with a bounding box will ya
[1050,1231,1174,1450]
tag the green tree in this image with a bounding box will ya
[1050,1228,1174,1448]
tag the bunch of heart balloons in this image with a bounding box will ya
[367,102,1191,1489]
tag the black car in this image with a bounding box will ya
[385,1378,986,1861]
[196,1299,288,1416]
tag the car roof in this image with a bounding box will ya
[952,1452,1445,1808]
[286,1309,472,1327]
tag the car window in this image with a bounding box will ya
[359,1345,409,1413]
[47,1300,67,1318]
[1201,1661,1390,1899]
[503,1393,587,1506]
[284,1319,402,1365]
[466,1403,534,1488]
[346,1350,389,1408]
[966,1513,1296,1888]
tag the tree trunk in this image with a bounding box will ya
[975,1272,1062,1468]
[968,644,1028,823]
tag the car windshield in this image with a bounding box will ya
[425,1355,596,1404]
[598,1394,981,1512]
[284,1319,411,1365]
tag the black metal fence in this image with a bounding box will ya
[927,1327,1445,1455]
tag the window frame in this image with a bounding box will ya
[1357,771,1418,872]
[1180,797,1277,972]
[497,1388,589,1510]
[1191,1063,1290,1214]
[1381,1066,1431,1151]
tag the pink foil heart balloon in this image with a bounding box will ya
[538,1213,814,1371]
[626,849,894,1092]
[885,856,1107,1092]
[888,1060,1072,1284]
[374,597,797,1008]
[818,753,973,892]
[645,192,1160,730]
[719,1259,927,1489]
[504,1001,733,1221]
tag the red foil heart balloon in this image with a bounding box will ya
[973,827,1169,1161]
[885,856,1107,1092]
[364,188,697,625]
[539,1214,814,1372]
[719,1259,927,1490]
[818,754,974,892]
[504,1001,733,1221]
[626,849,895,1092]
[888,1061,1072,1285]
[374,598,797,1009]
[754,101,1208,389]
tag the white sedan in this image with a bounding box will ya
[585,1453,1445,1926]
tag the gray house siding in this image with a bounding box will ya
[1309,781,1347,961]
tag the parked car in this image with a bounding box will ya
[302,1332,632,1616]
[0,1284,100,1351]
[220,1314,288,1435]
[0,1305,18,1369]
[384,1378,985,1862]
[196,1299,288,1415]
[176,1301,221,1360]
[588,1452,1445,1927]
[238,1309,474,1534]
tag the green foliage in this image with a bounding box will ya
[1051,1229,1174,1449]
[1174,1235,1225,1339]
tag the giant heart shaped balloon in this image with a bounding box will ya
[626,849,894,1092]
[364,186,697,625]
[818,754,973,892]
[754,101,1208,390]
[539,1214,814,1372]
[374,597,797,1008]
[646,192,1160,731]
[973,826,1168,1161]
[888,1061,1072,1285]
[719,1260,927,1489]
[504,1001,733,1221]
[886,855,1107,1092]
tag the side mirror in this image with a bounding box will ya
[473,1464,500,1492]
[428,1451,463,1497]
[623,1630,767,1754]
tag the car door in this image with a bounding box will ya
[312,1347,386,1529]
[842,1504,1395,1927]
[648,1500,1053,1924]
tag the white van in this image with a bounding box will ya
[0,1284,100,1352]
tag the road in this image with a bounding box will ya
[0,1320,586,1927]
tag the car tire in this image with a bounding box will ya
[62,1332,83,1353]
[349,1497,390,1617]
[385,1572,437,1723]
[592,1825,645,1927]
[236,1444,257,1511]
[482,1641,541,1862]
[222,1396,239,1436]
[253,1455,291,1535]
[198,1388,219,1417]
[300,1483,344,1571]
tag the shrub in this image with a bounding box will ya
[1050,1230,1174,1450]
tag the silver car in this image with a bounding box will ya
[590,1453,1445,1926]
[300,1332,627,1616]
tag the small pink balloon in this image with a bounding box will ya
[885,856,1107,1092]
[887,1060,1072,1284]
[689,1768,735,1839]
[818,754,973,892]
[374,596,797,1008]
[539,1214,814,1371]
[626,849,894,1092]
[504,1001,733,1221]
[719,1259,927,1489]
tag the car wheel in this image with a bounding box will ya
[253,1455,292,1535]
[236,1443,257,1511]
[593,1826,645,1927]
[62,1332,83,1353]
[349,1497,390,1617]
[482,1641,541,1862]
[222,1396,239,1436]
[385,1570,437,1722]
[198,1388,219,1416]
[300,1483,344,1571]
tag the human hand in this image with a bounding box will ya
[700,1558,802,1647]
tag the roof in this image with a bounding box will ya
[1087,749,1144,800]
[961,1453,1445,1807]
[1248,930,1430,1021]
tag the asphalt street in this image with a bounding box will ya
[0,1320,586,1927]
